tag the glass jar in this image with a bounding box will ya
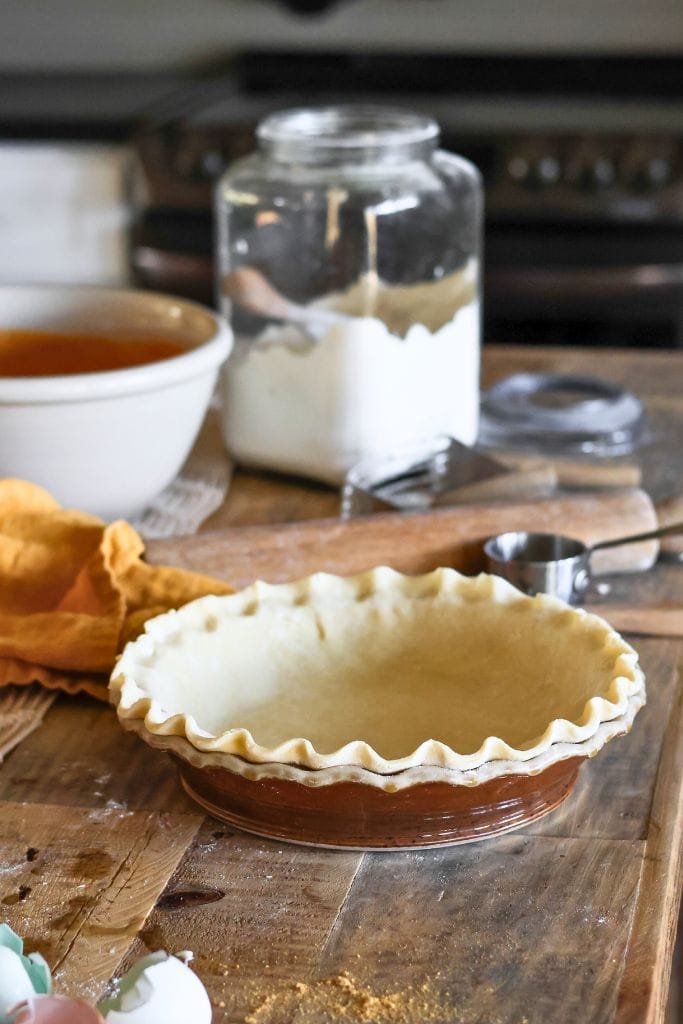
[216,105,482,484]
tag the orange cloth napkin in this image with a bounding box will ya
[0,480,232,701]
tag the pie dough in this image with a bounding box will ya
[111,567,645,774]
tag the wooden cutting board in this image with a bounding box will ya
[147,487,660,588]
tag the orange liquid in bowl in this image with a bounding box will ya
[0,330,187,377]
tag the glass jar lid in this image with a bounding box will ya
[478,373,647,455]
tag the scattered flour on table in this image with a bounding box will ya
[241,972,454,1024]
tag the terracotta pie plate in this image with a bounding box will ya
[111,567,645,849]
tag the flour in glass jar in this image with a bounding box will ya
[222,262,480,485]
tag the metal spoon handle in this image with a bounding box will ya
[589,519,683,555]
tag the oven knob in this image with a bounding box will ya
[528,155,561,189]
[632,157,672,191]
[506,153,561,189]
[579,157,616,191]
[507,155,530,183]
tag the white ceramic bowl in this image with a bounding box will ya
[0,285,232,519]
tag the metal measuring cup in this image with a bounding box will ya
[483,521,683,603]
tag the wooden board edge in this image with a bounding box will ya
[615,644,683,1024]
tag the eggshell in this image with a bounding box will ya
[0,925,51,999]
[0,947,35,1020]
[7,996,105,1024]
[98,953,211,1024]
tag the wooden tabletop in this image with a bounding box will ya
[0,344,682,1024]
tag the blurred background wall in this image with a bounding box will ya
[1,0,682,347]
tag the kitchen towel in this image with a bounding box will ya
[0,479,232,702]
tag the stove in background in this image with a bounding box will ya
[130,53,683,349]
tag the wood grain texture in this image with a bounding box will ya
[0,800,201,1003]
[615,652,683,1024]
[317,836,643,1024]
[120,833,644,1024]
[0,696,197,814]
[665,902,682,1024]
[119,820,364,1023]
[0,685,56,760]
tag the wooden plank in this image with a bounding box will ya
[0,800,202,1003]
[315,836,643,1024]
[616,649,683,1024]
[162,833,640,1024]
[117,820,364,1023]
[664,902,682,1024]
[0,696,197,815]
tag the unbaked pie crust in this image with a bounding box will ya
[111,567,645,780]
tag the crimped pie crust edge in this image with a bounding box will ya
[110,566,645,774]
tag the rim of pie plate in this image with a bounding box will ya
[110,567,646,788]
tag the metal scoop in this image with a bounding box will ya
[221,266,348,343]
[483,520,683,604]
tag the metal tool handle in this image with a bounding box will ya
[589,520,683,555]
